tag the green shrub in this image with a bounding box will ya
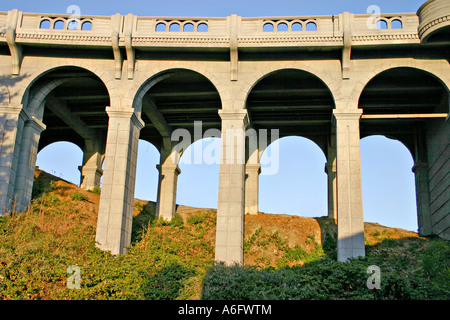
[420,238,450,298]
[187,211,209,225]
[88,187,101,194]
[202,239,450,301]
[71,192,89,201]
[143,263,192,300]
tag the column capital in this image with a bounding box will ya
[106,106,145,130]
[156,164,181,176]
[333,109,363,121]
[245,163,261,175]
[218,109,249,123]
[0,104,23,115]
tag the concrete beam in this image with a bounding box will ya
[45,94,96,140]
[361,113,448,119]
[142,95,173,138]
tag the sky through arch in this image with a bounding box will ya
[36,141,83,186]
[177,137,221,209]
[361,135,418,232]
[259,136,328,218]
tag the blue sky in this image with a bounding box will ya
[15,0,425,232]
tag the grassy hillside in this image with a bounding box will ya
[0,169,448,300]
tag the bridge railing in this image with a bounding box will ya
[0,10,421,47]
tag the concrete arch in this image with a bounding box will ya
[178,135,221,166]
[237,65,341,108]
[361,134,415,164]
[352,61,450,105]
[131,66,228,113]
[26,78,73,117]
[260,134,327,160]
[37,131,85,153]
[19,63,115,108]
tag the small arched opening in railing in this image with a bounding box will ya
[183,22,195,32]
[81,21,93,31]
[263,22,274,32]
[53,20,65,30]
[376,19,388,30]
[40,19,51,29]
[155,22,167,32]
[197,22,208,32]
[291,22,302,32]
[277,22,288,32]
[67,20,79,30]
[305,21,317,31]
[169,22,181,32]
[391,19,403,29]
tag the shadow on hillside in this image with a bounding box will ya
[32,169,73,199]
[140,262,193,300]
[131,201,157,244]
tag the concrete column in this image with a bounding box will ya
[14,116,46,212]
[95,107,144,255]
[333,109,365,262]
[412,125,433,237]
[412,162,433,236]
[325,143,337,221]
[0,105,25,215]
[79,137,104,190]
[215,110,248,265]
[156,142,181,221]
[245,164,260,215]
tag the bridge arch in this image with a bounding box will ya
[19,63,115,108]
[238,65,341,108]
[245,68,335,156]
[352,62,450,106]
[130,68,223,221]
[131,66,227,114]
[259,133,327,160]
[13,66,111,210]
[131,68,223,156]
[357,65,450,237]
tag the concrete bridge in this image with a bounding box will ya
[0,0,448,264]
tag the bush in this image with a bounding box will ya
[88,187,101,194]
[71,192,89,201]
[202,240,450,301]
[143,263,192,300]
[187,211,209,225]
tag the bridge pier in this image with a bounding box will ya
[245,163,261,215]
[333,109,365,262]
[156,141,181,221]
[0,105,24,215]
[95,107,144,255]
[79,137,104,191]
[215,110,247,265]
[326,134,338,221]
[14,116,46,213]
